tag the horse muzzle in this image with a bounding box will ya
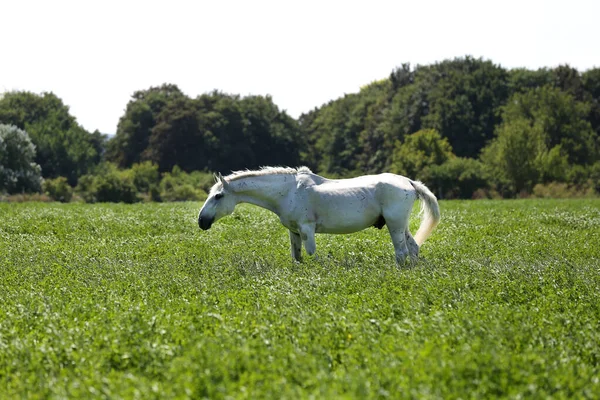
[198,215,214,230]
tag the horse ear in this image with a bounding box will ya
[217,173,230,190]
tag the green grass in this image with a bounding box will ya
[1,199,599,399]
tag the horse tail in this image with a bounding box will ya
[409,180,440,246]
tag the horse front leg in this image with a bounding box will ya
[299,223,317,257]
[289,230,302,262]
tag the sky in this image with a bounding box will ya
[1,0,599,135]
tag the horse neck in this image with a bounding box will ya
[230,174,295,214]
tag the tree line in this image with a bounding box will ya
[1,56,599,201]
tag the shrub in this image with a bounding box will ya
[131,161,160,193]
[159,167,207,202]
[43,176,73,202]
[76,163,139,203]
[421,158,490,199]
[590,161,600,193]
[0,193,52,202]
[532,182,596,198]
[160,182,204,202]
[94,171,138,203]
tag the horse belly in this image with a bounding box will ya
[313,196,381,234]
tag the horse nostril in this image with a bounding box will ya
[199,216,213,230]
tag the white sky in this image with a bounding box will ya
[1,0,599,134]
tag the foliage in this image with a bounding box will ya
[0,192,52,202]
[481,120,555,195]
[0,92,104,184]
[582,67,600,136]
[301,57,509,175]
[66,163,211,203]
[106,84,185,168]
[391,129,454,178]
[499,85,597,165]
[1,200,599,397]
[301,80,391,175]
[0,124,42,193]
[2,58,600,200]
[416,57,509,158]
[591,161,600,193]
[158,166,210,202]
[421,157,489,199]
[481,86,598,195]
[129,161,160,193]
[532,181,596,198]
[507,68,553,94]
[109,89,303,173]
[43,176,73,202]
[76,163,138,203]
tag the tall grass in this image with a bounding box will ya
[0,199,599,398]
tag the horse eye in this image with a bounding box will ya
[215,193,224,200]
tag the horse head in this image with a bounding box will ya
[198,173,236,230]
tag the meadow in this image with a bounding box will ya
[0,199,599,399]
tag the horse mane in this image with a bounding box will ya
[225,166,312,182]
[209,166,313,194]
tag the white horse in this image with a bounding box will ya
[198,166,440,264]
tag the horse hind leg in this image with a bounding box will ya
[406,229,419,262]
[386,222,410,265]
[289,230,302,262]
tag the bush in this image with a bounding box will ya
[0,193,52,202]
[532,182,596,198]
[160,182,204,202]
[590,162,600,193]
[76,163,139,203]
[74,163,212,203]
[159,166,208,202]
[131,161,160,193]
[43,176,73,202]
[0,124,43,194]
[421,158,490,199]
[94,171,138,203]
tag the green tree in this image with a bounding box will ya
[0,92,104,184]
[300,80,390,175]
[107,84,185,167]
[508,68,553,95]
[301,57,509,175]
[479,85,593,195]
[239,95,303,169]
[0,124,43,193]
[144,95,208,172]
[382,57,509,159]
[481,120,563,194]
[582,67,600,136]
[144,91,303,173]
[552,65,585,100]
[499,86,598,165]
[419,57,509,158]
[391,129,454,179]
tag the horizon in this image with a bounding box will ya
[2,0,599,135]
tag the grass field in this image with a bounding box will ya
[1,199,599,399]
